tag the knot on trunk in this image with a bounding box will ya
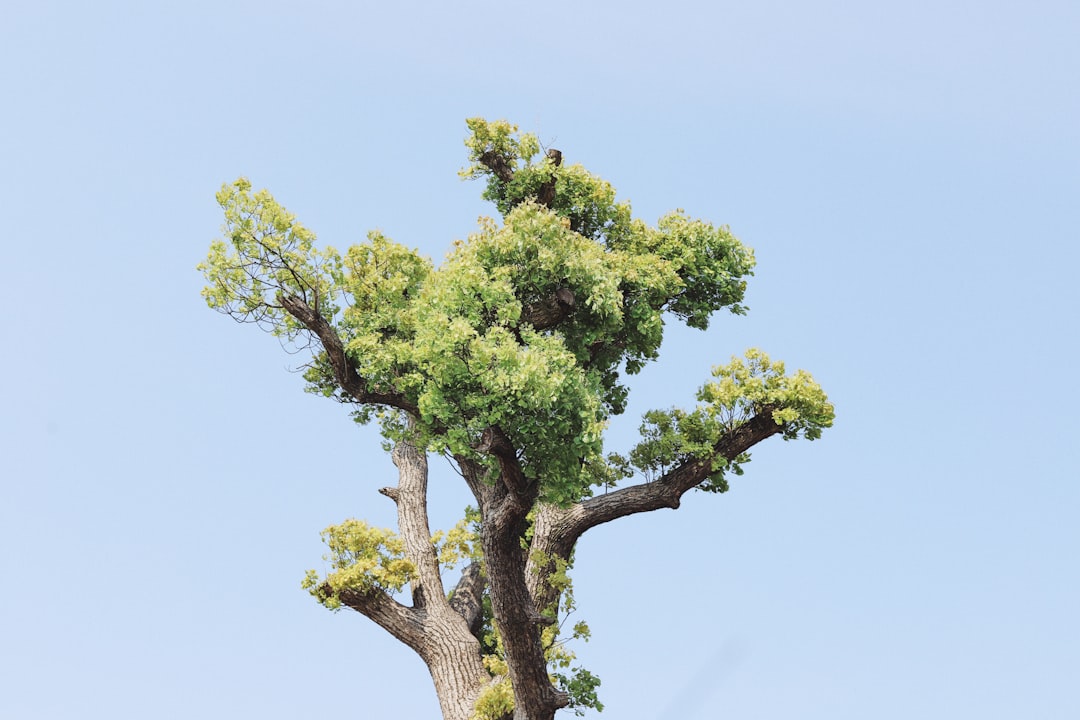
[520,288,576,330]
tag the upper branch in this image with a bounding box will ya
[475,425,534,513]
[278,292,418,413]
[453,454,496,510]
[478,149,516,184]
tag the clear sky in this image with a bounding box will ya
[2,1,1077,718]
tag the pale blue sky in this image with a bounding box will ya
[2,1,1077,718]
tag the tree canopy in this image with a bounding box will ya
[200,118,833,720]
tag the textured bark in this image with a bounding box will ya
[388,441,445,609]
[479,150,516,184]
[337,439,491,720]
[334,585,427,652]
[481,494,568,720]
[448,561,486,638]
[423,610,490,720]
[520,288,576,330]
[476,425,533,508]
[313,399,789,719]
[452,433,565,720]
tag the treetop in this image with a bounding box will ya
[199,118,830,506]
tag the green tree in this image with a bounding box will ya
[199,118,833,720]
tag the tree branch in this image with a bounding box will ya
[333,584,429,654]
[481,509,569,717]
[476,425,533,511]
[278,292,419,414]
[554,409,788,553]
[479,150,515,184]
[454,454,496,510]
[523,503,572,619]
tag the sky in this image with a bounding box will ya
[2,1,1078,718]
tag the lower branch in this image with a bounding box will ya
[333,585,429,654]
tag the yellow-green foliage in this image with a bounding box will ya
[631,349,834,489]
[471,675,514,720]
[431,509,481,570]
[460,118,541,182]
[340,231,431,393]
[198,178,344,339]
[302,520,416,609]
[700,348,835,440]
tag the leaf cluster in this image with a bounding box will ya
[630,349,835,489]
[302,519,416,609]
[198,178,344,341]
[431,506,482,570]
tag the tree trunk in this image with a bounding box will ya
[422,614,490,720]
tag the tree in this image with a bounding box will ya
[198,118,834,720]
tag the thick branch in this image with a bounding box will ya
[333,584,428,654]
[454,454,496,509]
[520,288,576,330]
[278,292,418,413]
[390,439,448,611]
[554,409,788,554]
[481,511,570,718]
[476,426,532,510]
[523,503,573,618]
[479,150,516,184]
[463,430,568,718]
